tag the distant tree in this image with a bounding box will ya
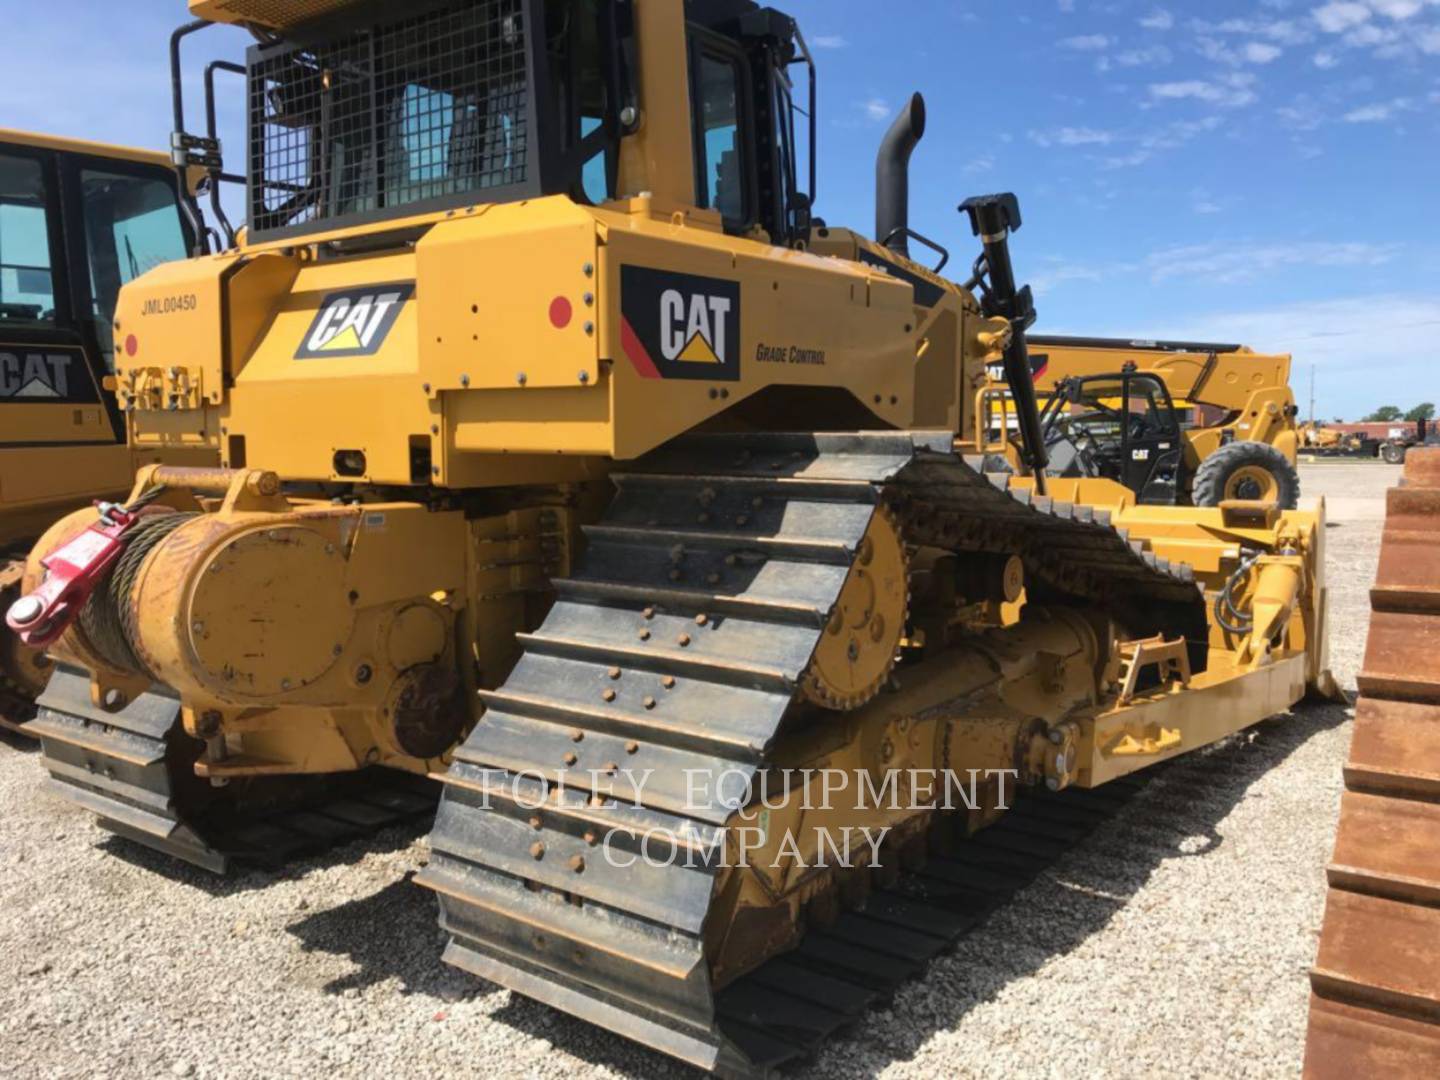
[1405,402,1436,422]
[1365,405,1404,422]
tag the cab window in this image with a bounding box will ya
[0,153,56,325]
[691,40,749,226]
[79,168,187,369]
[547,0,617,206]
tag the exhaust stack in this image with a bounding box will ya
[875,93,927,258]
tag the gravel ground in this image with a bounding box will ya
[0,462,1397,1079]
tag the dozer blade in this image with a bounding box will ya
[420,431,1206,1074]
[28,665,439,874]
[1305,449,1440,1076]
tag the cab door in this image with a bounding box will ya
[1121,372,1186,506]
[56,151,192,428]
[0,142,109,445]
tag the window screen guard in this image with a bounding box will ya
[246,0,563,240]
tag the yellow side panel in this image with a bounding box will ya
[0,445,132,506]
[223,252,435,483]
[599,219,917,462]
[414,200,601,391]
[0,401,113,445]
[117,255,227,396]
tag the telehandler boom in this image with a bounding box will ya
[9,1,1335,1072]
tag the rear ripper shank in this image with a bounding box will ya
[10,0,1336,1072]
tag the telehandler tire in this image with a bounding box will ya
[1380,442,1407,465]
[1192,440,1300,509]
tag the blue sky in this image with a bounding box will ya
[4,1,1437,419]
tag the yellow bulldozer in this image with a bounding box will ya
[977,336,1302,508]
[0,129,215,732]
[1298,419,1377,459]
[7,0,1339,1072]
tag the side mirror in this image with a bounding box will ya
[791,192,813,239]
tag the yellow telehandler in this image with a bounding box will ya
[976,335,1302,508]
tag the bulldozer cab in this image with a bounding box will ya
[0,132,192,450]
[1041,371,1186,505]
[226,0,813,247]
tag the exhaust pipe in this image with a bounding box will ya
[875,93,926,258]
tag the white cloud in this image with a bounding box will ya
[1104,294,1440,417]
[1027,257,1104,296]
[1145,240,1398,283]
[964,154,995,174]
[810,35,848,49]
[1092,115,1226,168]
[1421,28,1440,51]
[1277,103,1324,129]
[1191,188,1223,213]
[860,98,890,122]
[1197,35,1287,65]
[1060,34,1111,50]
[1140,8,1175,29]
[1151,79,1218,100]
[1195,36,1241,65]
[1102,149,1153,167]
[1028,126,1116,147]
[1115,45,1173,66]
[1343,103,1392,120]
[1343,96,1414,120]
[1245,41,1284,61]
[1198,16,1313,45]
[1058,0,1076,11]
[1366,0,1424,18]
[1345,21,1402,44]
[1313,49,1340,65]
[1314,2,1372,33]
[1149,73,1259,107]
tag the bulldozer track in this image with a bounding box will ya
[420,431,1205,1075]
[1304,449,1440,1076]
[27,666,437,873]
[709,777,1147,1071]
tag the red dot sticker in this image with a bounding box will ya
[549,296,573,329]
[124,334,138,357]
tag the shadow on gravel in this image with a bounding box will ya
[283,865,698,1078]
[0,728,39,753]
[286,872,453,993]
[798,698,1351,1077]
[273,701,1350,1080]
[97,817,434,897]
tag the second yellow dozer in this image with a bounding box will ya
[0,129,215,732]
[7,0,1336,1071]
